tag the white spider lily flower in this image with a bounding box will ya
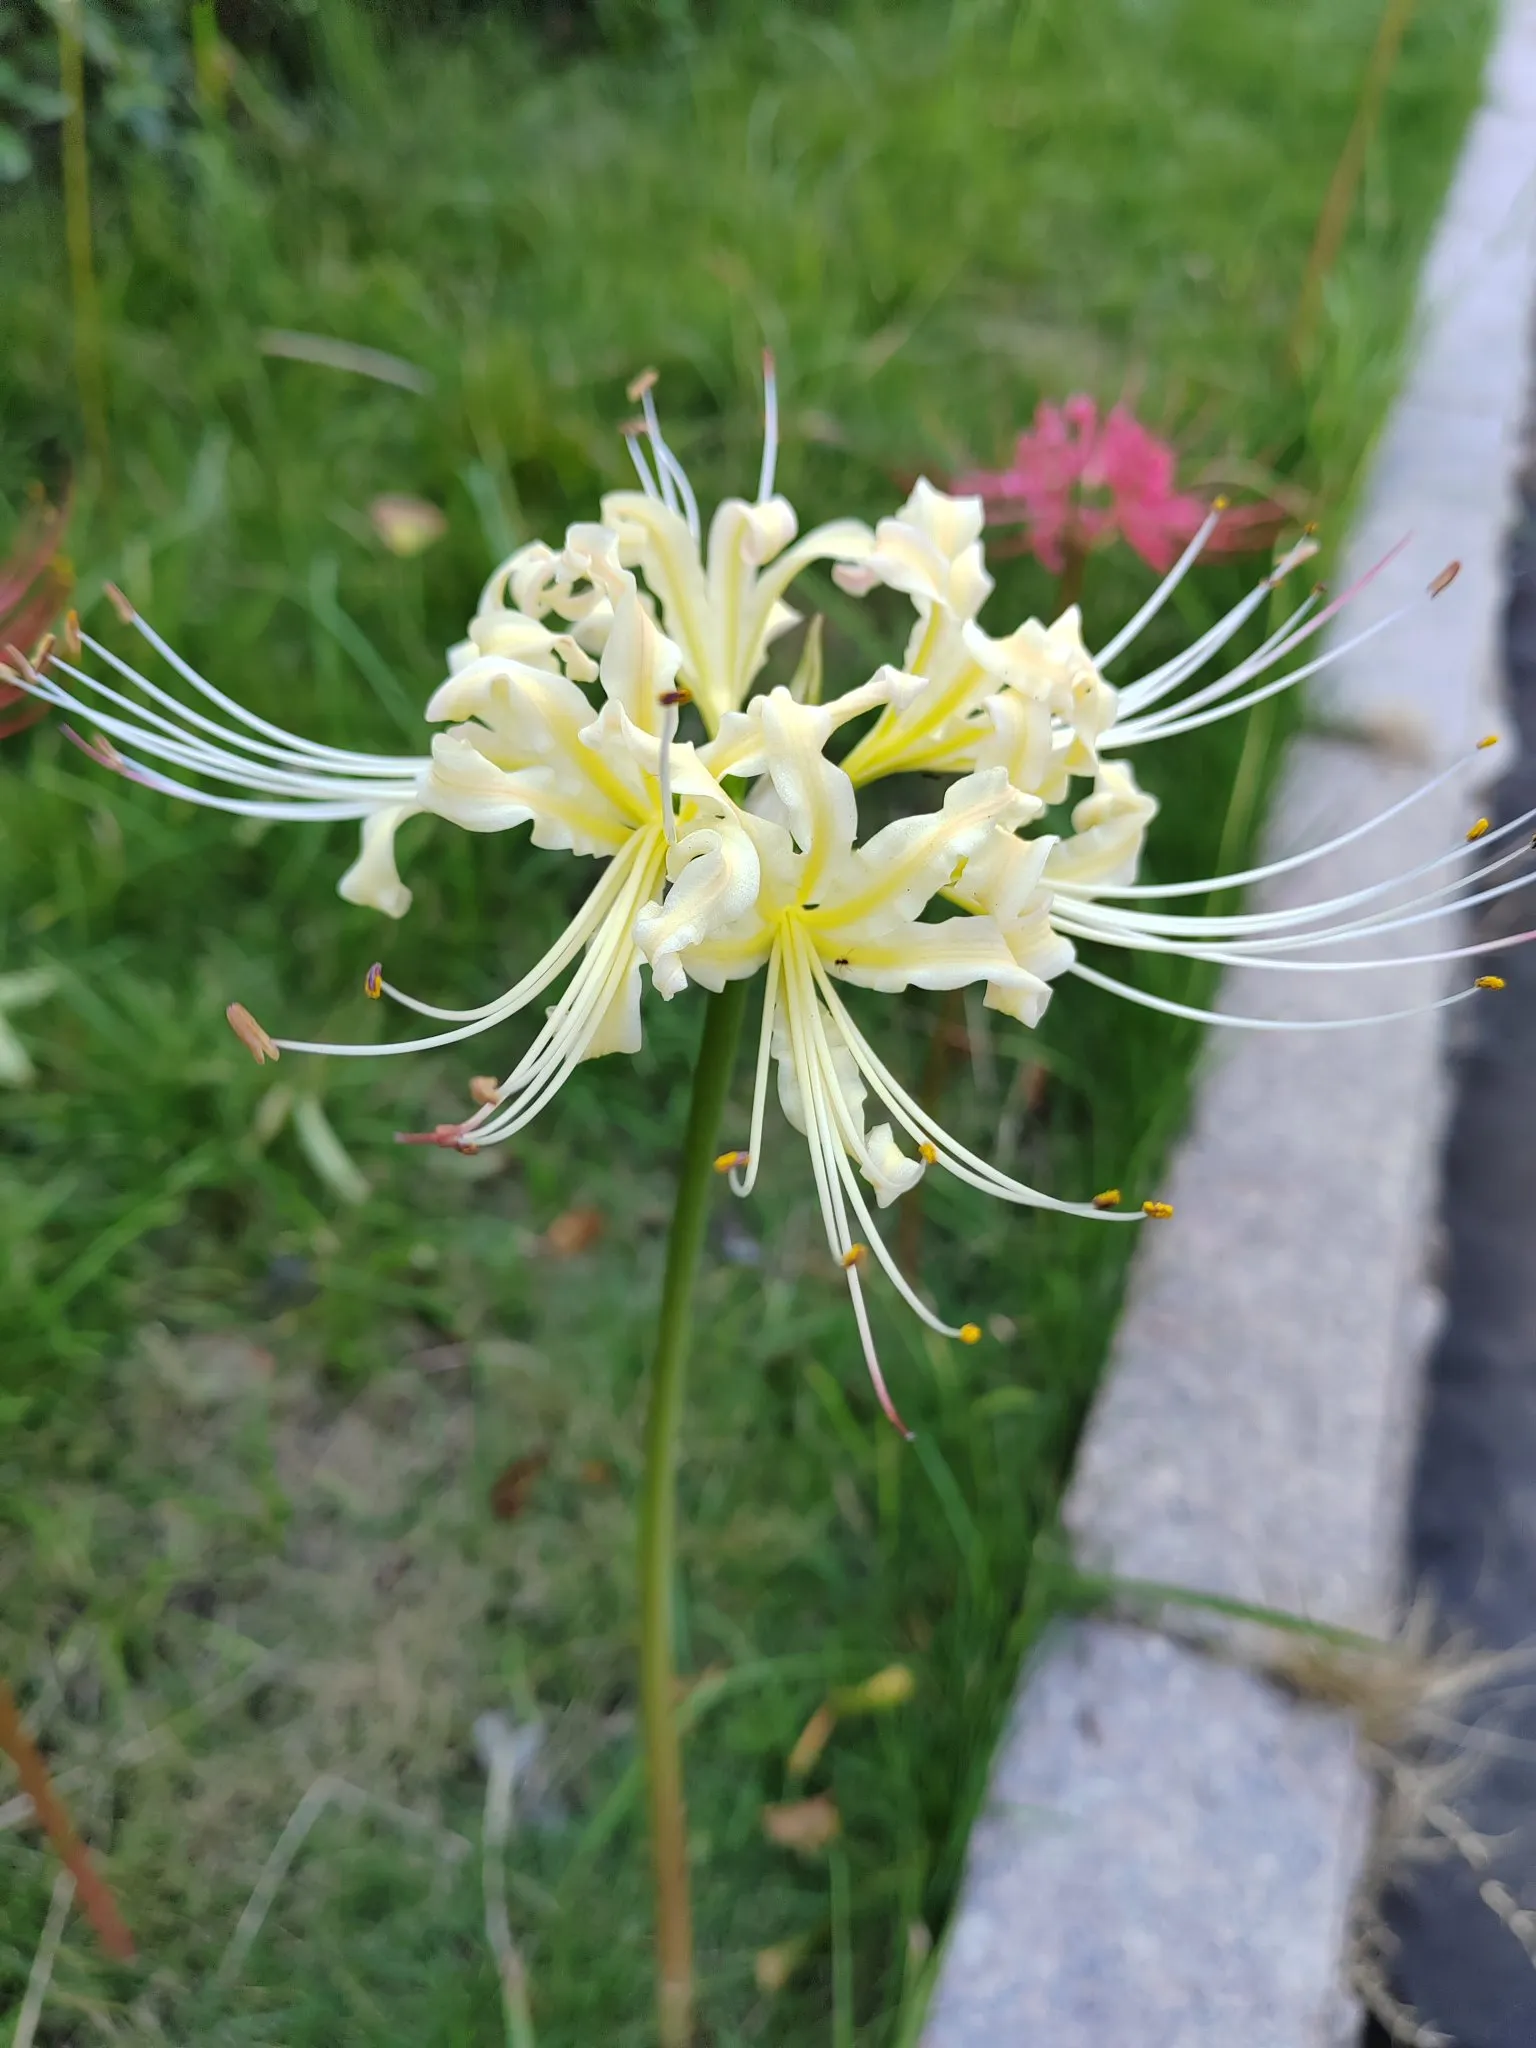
[3,592,432,917]
[635,689,1153,1431]
[594,362,876,732]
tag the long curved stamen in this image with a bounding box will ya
[1092,506,1223,667]
[1059,787,1534,946]
[397,852,660,1154]
[1060,743,1497,903]
[373,858,637,1023]
[465,840,663,1142]
[18,650,421,807]
[623,419,663,501]
[809,957,1144,1222]
[1058,850,1536,971]
[1061,819,1536,963]
[1107,592,1414,752]
[44,665,412,800]
[1111,547,1447,751]
[247,836,654,1061]
[1113,536,1323,719]
[1068,956,1488,1030]
[74,633,414,775]
[722,943,781,1198]
[101,598,418,771]
[795,938,972,1342]
[56,729,400,819]
[781,932,912,1437]
[631,372,701,541]
[758,349,779,505]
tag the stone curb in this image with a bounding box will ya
[923,6,1536,2043]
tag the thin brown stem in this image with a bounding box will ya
[0,1679,134,1960]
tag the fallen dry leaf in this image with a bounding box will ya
[833,1662,915,1714]
[541,1206,605,1257]
[754,1938,809,1994]
[368,492,447,557]
[786,1701,836,1780]
[489,1449,549,1521]
[762,1794,841,1854]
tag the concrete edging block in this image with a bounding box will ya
[924,5,1536,2042]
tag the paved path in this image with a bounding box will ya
[1381,483,1536,2047]
[923,6,1536,2043]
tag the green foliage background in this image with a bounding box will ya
[0,0,1495,2040]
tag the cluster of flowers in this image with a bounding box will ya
[9,366,1515,1428]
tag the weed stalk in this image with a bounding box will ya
[57,0,109,480]
[637,978,748,2047]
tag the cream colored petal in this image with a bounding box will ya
[1043,763,1159,888]
[598,580,684,734]
[599,491,712,693]
[863,1123,924,1208]
[900,477,985,557]
[425,656,595,758]
[814,768,1038,940]
[956,824,1057,923]
[740,495,798,565]
[422,730,632,855]
[634,816,762,998]
[972,691,1057,801]
[581,949,644,1060]
[337,804,421,920]
[578,697,733,815]
[984,905,1075,1026]
[825,912,1028,997]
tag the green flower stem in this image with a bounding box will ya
[638,979,748,2048]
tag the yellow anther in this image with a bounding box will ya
[1476,975,1506,991]
[1212,494,1230,512]
[1092,1188,1122,1210]
[918,1141,938,1164]
[840,1243,868,1269]
[1142,1199,1174,1220]
[714,1150,749,1173]
[364,961,384,998]
[104,580,135,623]
[1479,734,1500,750]
[226,1002,280,1066]
[61,610,81,659]
[626,366,659,401]
[1429,560,1462,598]
[958,1323,982,1345]
[1467,818,1491,842]
[658,686,692,707]
[469,1074,501,1105]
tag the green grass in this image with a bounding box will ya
[0,0,1493,2040]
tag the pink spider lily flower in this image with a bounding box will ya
[0,489,73,740]
[956,394,1284,577]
